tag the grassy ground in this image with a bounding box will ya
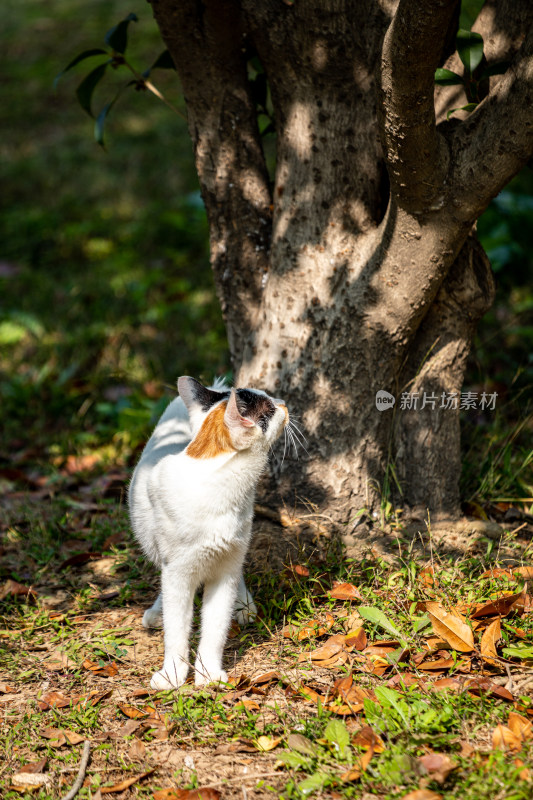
[1,1,533,798]
[1,491,533,799]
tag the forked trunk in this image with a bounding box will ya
[149,0,533,522]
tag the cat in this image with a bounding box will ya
[128,375,289,690]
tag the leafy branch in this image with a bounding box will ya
[435,28,509,120]
[55,12,185,146]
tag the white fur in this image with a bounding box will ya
[129,378,287,689]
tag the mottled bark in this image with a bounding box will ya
[148,0,533,521]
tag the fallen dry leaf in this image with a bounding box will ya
[153,789,221,800]
[129,739,146,760]
[426,602,474,652]
[0,580,37,601]
[493,724,522,752]
[341,746,373,781]
[19,759,47,775]
[431,678,462,693]
[418,752,455,783]
[508,712,533,741]
[466,677,514,702]
[41,728,66,748]
[82,658,118,677]
[117,703,148,720]
[417,658,455,672]
[44,650,78,672]
[37,691,73,711]
[345,627,367,650]
[0,683,17,693]
[399,791,443,800]
[101,770,154,794]
[471,590,526,619]
[255,735,283,751]
[513,566,533,580]
[250,670,280,685]
[329,582,363,601]
[10,773,52,793]
[514,758,531,780]
[298,685,326,704]
[59,552,103,569]
[480,618,501,664]
[352,725,386,753]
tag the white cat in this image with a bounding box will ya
[128,376,289,690]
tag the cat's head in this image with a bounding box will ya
[178,376,289,457]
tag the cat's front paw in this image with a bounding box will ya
[234,599,257,625]
[143,607,163,629]
[194,664,228,687]
[150,667,187,690]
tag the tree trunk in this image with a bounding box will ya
[148,0,533,522]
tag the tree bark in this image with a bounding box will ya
[148,0,533,522]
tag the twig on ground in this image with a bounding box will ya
[59,741,91,800]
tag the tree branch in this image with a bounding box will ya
[148,0,272,368]
[435,0,533,124]
[449,26,533,222]
[379,0,460,214]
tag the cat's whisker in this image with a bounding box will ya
[289,419,307,442]
[287,426,299,458]
[287,421,309,455]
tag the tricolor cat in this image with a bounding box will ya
[129,376,289,689]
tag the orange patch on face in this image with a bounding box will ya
[279,404,289,425]
[186,402,236,459]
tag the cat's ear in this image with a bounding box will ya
[177,376,211,413]
[224,389,255,431]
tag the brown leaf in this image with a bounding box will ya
[513,566,533,580]
[418,752,455,783]
[63,453,102,475]
[300,636,344,662]
[251,670,280,686]
[508,712,533,741]
[471,590,526,619]
[352,725,386,753]
[255,735,283,751]
[481,568,516,581]
[492,724,522,752]
[0,683,17,693]
[418,658,456,672]
[82,658,118,677]
[59,552,103,569]
[77,689,113,707]
[466,677,514,702]
[426,602,474,652]
[514,758,531,781]
[418,566,436,587]
[129,739,146,760]
[0,580,37,601]
[458,740,475,757]
[298,685,326,704]
[44,650,78,672]
[118,703,148,720]
[329,582,363,601]
[10,773,52,792]
[236,699,260,712]
[38,691,72,711]
[430,678,462,693]
[153,790,221,800]
[102,531,126,549]
[400,792,443,800]
[345,627,367,650]
[101,770,154,794]
[480,618,501,664]
[41,728,67,748]
[19,759,47,774]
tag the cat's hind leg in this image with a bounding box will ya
[142,592,163,629]
[234,573,257,625]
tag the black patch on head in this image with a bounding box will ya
[236,389,275,432]
[190,379,230,411]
